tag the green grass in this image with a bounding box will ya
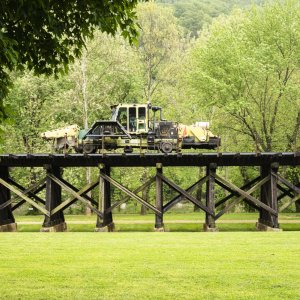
[14,213,300,232]
[0,232,300,299]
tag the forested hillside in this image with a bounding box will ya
[0,0,299,214]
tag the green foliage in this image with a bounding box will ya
[186,0,300,152]
[0,0,139,121]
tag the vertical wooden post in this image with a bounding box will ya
[0,167,17,232]
[96,164,114,232]
[155,163,164,231]
[257,163,281,231]
[42,165,66,232]
[204,163,218,232]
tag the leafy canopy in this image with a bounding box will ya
[0,0,139,118]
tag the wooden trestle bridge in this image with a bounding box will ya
[0,152,299,232]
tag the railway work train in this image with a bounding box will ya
[41,103,221,153]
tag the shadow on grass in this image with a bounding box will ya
[16,223,300,232]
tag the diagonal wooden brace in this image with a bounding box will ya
[48,174,103,219]
[0,178,49,216]
[157,173,214,216]
[214,175,276,220]
[163,175,209,213]
[279,193,300,212]
[100,173,161,216]
[51,180,99,215]
[106,176,156,213]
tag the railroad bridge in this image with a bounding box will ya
[0,152,299,232]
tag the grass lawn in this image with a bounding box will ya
[0,232,300,299]
[14,213,300,232]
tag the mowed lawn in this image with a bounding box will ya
[0,232,300,299]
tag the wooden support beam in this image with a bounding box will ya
[51,180,99,215]
[159,174,213,215]
[158,173,213,216]
[99,173,161,215]
[155,163,164,231]
[0,177,49,216]
[216,176,260,207]
[163,175,209,213]
[205,163,217,230]
[279,192,300,212]
[215,174,277,216]
[42,166,65,231]
[275,173,300,194]
[258,163,280,229]
[58,177,98,207]
[96,165,114,231]
[0,167,16,231]
[11,183,46,211]
[48,173,103,219]
[277,184,295,201]
[3,177,46,211]
[215,176,270,220]
[106,176,156,213]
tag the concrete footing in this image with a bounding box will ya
[0,223,17,232]
[41,222,67,232]
[256,222,282,232]
[154,226,165,232]
[203,223,218,232]
[95,222,115,232]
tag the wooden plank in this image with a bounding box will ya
[0,178,49,216]
[163,176,209,213]
[215,176,272,220]
[157,173,214,216]
[100,173,161,215]
[48,174,103,219]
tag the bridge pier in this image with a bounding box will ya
[41,165,66,232]
[204,163,218,232]
[155,163,164,232]
[96,165,114,232]
[0,167,17,232]
[257,163,281,231]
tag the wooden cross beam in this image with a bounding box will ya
[0,178,49,216]
[156,173,214,216]
[214,175,274,220]
[50,179,99,215]
[47,174,103,219]
[0,177,46,211]
[277,184,295,201]
[163,175,209,213]
[100,173,161,215]
[106,176,156,214]
[215,176,260,208]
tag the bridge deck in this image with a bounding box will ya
[0,152,299,167]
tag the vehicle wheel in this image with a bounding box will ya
[124,146,133,153]
[160,142,173,153]
[83,143,96,154]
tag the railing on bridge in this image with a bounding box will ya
[0,152,299,232]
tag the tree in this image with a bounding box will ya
[0,0,139,120]
[137,1,184,105]
[186,0,300,152]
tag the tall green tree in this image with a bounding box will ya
[0,0,139,121]
[186,0,300,152]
